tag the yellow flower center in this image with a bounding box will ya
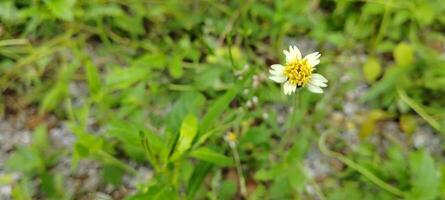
[226,132,237,142]
[283,59,312,87]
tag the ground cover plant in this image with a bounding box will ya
[1,0,445,199]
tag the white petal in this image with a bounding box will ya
[309,74,328,87]
[307,83,323,93]
[283,50,290,61]
[305,52,321,67]
[306,52,321,60]
[269,69,283,76]
[269,64,284,76]
[311,73,328,83]
[269,75,287,83]
[271,64,284,71]
[285,53,294,63]
[310,78,327,87]
[290,45,302,60]
[286,46,302,63]
[283,81,297,95]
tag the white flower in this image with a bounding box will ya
[224,132,237,147]
[269,45,328,95]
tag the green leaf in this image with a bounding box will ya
[270,174,292,199]
[363,57,382,83]
[400,114,417,134]
[101,164,125,186]
[114,15,145,35]
[170,114,198,160]
[169,54,184,79]
[165,92,205,134]
[144,130,167,156]
[71,128,103,166]
[286,127,311,162]
[359,110,391,138]
[107,121,147,161]
[408,150,440,200]
[6,147,43,174]
[239,126,269,147]
[40,63,78,114]
[71,102,90,129]
[108,121,141,145]
[178,114,198,148]
[32,125,48,150]
[187,162,212,199]
[361,67,404,102]
[0,1,20,23]
[12,178,33,200]
[84,61,102,98]
[105,66,150,90]
[287,166,305,193]
[363,2,384,15]
[139,130,163,171]
[84,4,123,19]
[329,182,363,200]
[200,83,241,133]
[40,171,64,198]
[195,67,224,90]
[126,183,178,200]
[254,168,278,181]
[39,82,67,114]
[44,0,76,21]
[197,70,252,145]
[394,42,414,67]
[131,53,165,69]
[413,3,434,26]
[383,146,408,182]
[189,147,233,166]
[218,180,237,200]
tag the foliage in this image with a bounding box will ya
[1,0,445,199]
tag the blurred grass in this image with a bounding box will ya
[1,0,445,199]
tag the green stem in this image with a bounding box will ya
[318,132,405,197]
[97,150,138,176]
[230,143,247,197]
[297,163,326,200]
[372,1,391,54]
[280,93,299,149]
[397,87,441,132]
[227,32,235,69]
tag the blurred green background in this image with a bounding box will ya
[1,0,445,199]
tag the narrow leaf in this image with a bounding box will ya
[190,147,233,166]
[84,61,101,97]
[187,162,212,199]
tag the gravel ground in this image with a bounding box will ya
[0,97,440,199]
[0,111,152,200]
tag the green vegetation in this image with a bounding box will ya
[1,0,445,199]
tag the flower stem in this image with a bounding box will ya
[318,131,405,197]
[280,92,299,149]
[230,143,247,197]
